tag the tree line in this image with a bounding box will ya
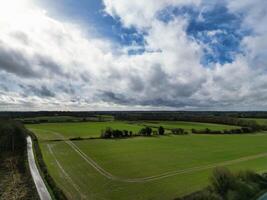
[0,120,39,199]
[191,127,256,135]
[0,120,27,152]
[100,126,190,139]
[101,126,167,139]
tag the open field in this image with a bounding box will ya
[28,121,267,199]
[140,121,239,132]
[26,120,239,140]
[241,118,267,125]
[27,121,144,140]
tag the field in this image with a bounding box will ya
[26,121,238,140]
[27,121,267,200]
[241,118,267,125]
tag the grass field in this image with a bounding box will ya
[27,121,267,200]
[27,120,239,140]
[241,118,267,125]
[141,121,238,132]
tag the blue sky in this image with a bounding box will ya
[38,0,250,65]
[0,0,267,110]
[37,0,145,46]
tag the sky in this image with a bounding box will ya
[0,0,267,111]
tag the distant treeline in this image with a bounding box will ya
[2,110,267,121]
[192,127,257,135]
[177,167,267,200]
[0,111,267,119]
[116,114,267,132]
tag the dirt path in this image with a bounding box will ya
[33,129,267,183]
[27,136,52,200]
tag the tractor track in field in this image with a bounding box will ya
[47,144,86,199]
[33,129,267,183]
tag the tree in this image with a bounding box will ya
[158,126,165,135]
[139,127,152,136]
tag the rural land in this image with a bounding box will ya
[1,111,267,200]
[1,1,267,200]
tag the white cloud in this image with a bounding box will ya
[0,0,267,110]
[103,0,201,29]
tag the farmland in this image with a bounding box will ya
[27,120,267,200]
[26,120,239,140]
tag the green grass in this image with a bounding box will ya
[26,121,239,141]
[28,121,267,200]
[241,118,267,125]
[140,121,239,132]
[27,121,144,140]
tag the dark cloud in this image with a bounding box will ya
[100,91,130,104]
[57,84,75,95]
[128,75,144,92]
[0,46,39,78]
[20,85,55,97]
[36,55,66,77]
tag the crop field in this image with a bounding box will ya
[27,121,267,200]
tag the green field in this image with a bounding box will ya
[27,121,143,140]
[27,121,238,140]
[27,121,267,200]
[141,121,238,132]
[241,118,267,125]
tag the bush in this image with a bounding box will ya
[101,127,131,139]
[171,128,187,135]
[158,126,165,135]
[139,127,152,136]
[211,167,235,198]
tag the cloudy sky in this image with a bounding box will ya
[0,0,267,111]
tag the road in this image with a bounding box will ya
[258,193,267,200]
[27,136,52,200]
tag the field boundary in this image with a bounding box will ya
[27,130,68,200]
[27,136,52,200]
[35,129,267,183]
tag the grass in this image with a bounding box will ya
[27,121,267,200]
[26,120,239,141]
[27,121,144,140]
[241,118,267,125]
[140,121,239,132]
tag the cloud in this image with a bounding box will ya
[0,46,38,77]
[0,0,267,110]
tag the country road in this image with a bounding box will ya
[27,136,52,200]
